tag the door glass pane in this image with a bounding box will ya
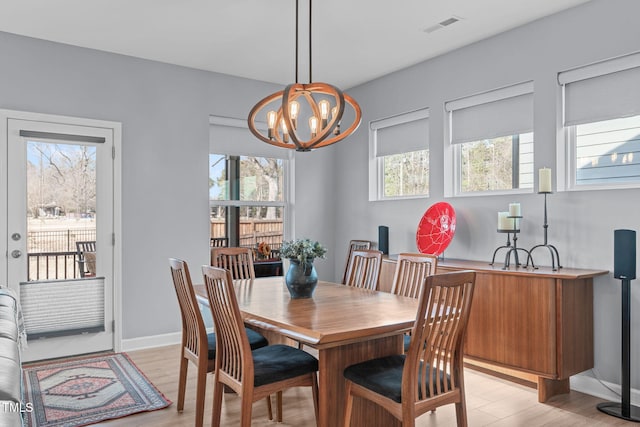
[26,141,97,281]
[23,140,102,339]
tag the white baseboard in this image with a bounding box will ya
[571,373,640,405]
[121,331,181,352]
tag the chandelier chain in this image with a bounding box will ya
[309,0,312,83]
[295,0,299,83]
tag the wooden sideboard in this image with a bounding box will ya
[380,257,608,402]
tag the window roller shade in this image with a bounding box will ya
[446,81,533,144]
[210,122,289,159]
[449,95,533,144]
[19,130,105,144]
[376,118,429,157]
[562,66,640,126]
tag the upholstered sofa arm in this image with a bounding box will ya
[0,289,26,425]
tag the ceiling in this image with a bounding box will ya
[0,0,591,89]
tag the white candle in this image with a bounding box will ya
[498,212,510,230]
[539,168,552,193]
[509,203,521,217]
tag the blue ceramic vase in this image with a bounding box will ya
[285,259,318,299]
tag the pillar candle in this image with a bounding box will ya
[539,168,552,193]
[498,212,510,230]
[509,203,521,217]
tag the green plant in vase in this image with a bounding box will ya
[280,238,327,298]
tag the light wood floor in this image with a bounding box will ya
[94,344,629,426]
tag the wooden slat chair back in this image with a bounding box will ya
[202,266,319,427]
[390,253,439,298]
[344,249,383,291]
[210,237,229,248]
[168,258,212,427]
[211,247,255,280]
[341,240,373,284]
[344,270,476,427]
[76,240,96,278]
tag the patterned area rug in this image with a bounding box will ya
[23,353,171,427]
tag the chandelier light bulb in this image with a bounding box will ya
[309,116,319,137]
[281,118,289,143]
[331,106,341,135]
[289,101,300,130]
[267,111,277,139]
[319,99,330,127]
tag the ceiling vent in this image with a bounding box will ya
[423,16,462,34]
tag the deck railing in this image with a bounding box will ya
[27,251,82,281]
[211,219,283,248]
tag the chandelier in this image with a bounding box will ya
[247,0,361,152]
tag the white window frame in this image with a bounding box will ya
[444,81,534,197]
[209,116,294,242]
[558,52,640,192]
[368,108,430,201]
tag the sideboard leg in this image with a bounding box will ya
[538,377,570,402]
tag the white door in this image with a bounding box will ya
[2,111,118,362]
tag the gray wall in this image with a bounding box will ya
[333,0,640,392]
[0,31,336,340]
[0,29,336,339]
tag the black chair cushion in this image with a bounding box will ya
[207,328,268,359]
[252,344,318,387]
[343,355,451,403]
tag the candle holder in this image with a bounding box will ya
[529,192,562,271]
[490,216,535,270]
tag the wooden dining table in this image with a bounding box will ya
[195,276,419,427]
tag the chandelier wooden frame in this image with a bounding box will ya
[247,0,361,152]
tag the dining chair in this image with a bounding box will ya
[76,240,96,278]
[202,265,319,427]
[391,253,439,351]
[343,270,476,427]
[341,239,373,284]
[210,237,229,248]
[391,253,439,299]
[211,247,255,280]
[344,249,383,291]
[169,258,269,427]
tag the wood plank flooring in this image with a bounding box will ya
[94,344,628,426]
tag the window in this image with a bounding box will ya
[209,117,291,251]
[210,155,285,248]
[559,52,640,190]
[369,108,429,201]
[445,82,534,196]
[459,133,533,193]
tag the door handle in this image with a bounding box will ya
[11,250,22,259]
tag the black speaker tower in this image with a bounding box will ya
[597,229,640,421]
[378,226,389,255]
